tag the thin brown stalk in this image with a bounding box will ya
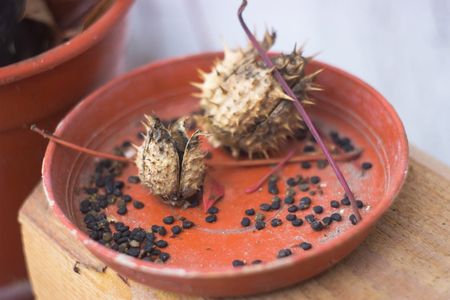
[208,149,361,168]
[30,125,133,163]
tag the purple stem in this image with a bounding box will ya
[237,0,361,221]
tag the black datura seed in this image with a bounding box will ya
[205,214,217,223]
[241,217,251,227]
[232,260,245,267]
[277,248,292,258]
[291,218,303,227]
[299,242,312,250]
[245,208,255,216]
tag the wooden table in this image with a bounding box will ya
[19,147,450,299]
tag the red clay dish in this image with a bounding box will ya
[42,52,408,297]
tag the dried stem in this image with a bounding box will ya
[238,0,361,220]
[245,149,295,193]
[209,149,361,168]
[31,125,133,163]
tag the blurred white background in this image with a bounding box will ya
[124,0,450,165]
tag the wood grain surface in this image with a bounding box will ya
[19,152,450,299]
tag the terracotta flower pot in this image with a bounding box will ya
[42,53,408,297]
[0,0,133,287]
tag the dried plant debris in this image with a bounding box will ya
[135,115,206,206]
[194,31,321,158]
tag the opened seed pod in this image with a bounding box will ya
[194,31,321,158]
[135,115,206,206]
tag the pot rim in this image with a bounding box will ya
[42,51,409,280]
[0,0,133,84]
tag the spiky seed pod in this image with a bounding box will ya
[135,115,206,206]
[194,31,321,158]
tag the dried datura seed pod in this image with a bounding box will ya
[135,115,206,206]
[193,31,321,158]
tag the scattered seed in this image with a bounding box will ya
[284,196,295,204]
[245,208,255,216]
[95,177,105,187]
[155,240,168,248]
[301,161,312,169]
[207,206,219,214]
[116,223,129,232]
[277,249,292,258]
[331,213,342,222]
[151,225,159,233]
[303,145,315,153]
[146,232,156,242]
[286,214,297,221]
[122,194,132,203]
[127,247,140,257]
[98,197,108,209]
[159,252,170,262]
[356,200,364,208]
[114,181,124,189]
[150,248,161,256]
[113,188,122,197]
[305,214,315,223]
[132,200,144,209]
[182,220,194,229]
[255,220,265,230]
[300,196,311,205]
[310,176,321,184]
[251,259,262,265]
[297,203,308,211]
[330,200,340,208]
[362,162,373,170]
[232,260,245,267]
[255,213,265,222]
[313,206,323,214]
[286,178,297,186]
[286,189,296,197]
[299,183,309,192]
[260,203,271,211]
[299,242,312,250]
[205,215,217,223]
[271,200,281,210]
[271,218,282,227]
[158,226,167,236]
[85,187,98,195]
[291,218,303,227]
[127,176,140,184]
[288,205,298,213]
[241,217,251,227]
[311,221,324,231]
[163,216,175,225]
[117,206,127,215]
[341,197,351,206]
[268,185,279,195]
[349,214,358,225]
[322,217,332,226]
[80,200,91,214]
[171,225,182,235]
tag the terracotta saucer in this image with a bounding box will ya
[42,52,408,297]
